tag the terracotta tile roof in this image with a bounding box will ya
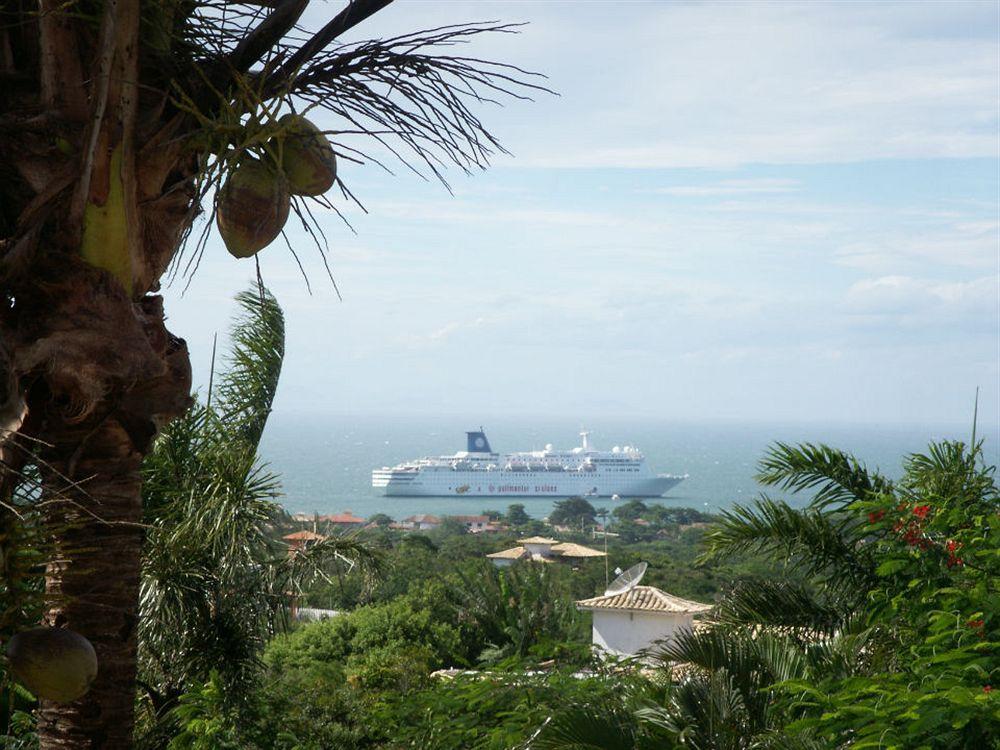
[486,546,528,560]
[283,530,326,542]
[550,542,606,558]
[321,513,366,524]
[518,536,559,545]
[576,586,713,614]
[404,514,441,524]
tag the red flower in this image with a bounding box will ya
[946,540,960,552]
[913,505,931,519]
[984,685,993,694]
[868,510,885,524]
[968,619,985,637]
[946,556,964,568]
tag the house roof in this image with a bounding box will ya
[576,586,713,614]
[550,542,606,558]
[452,515,489,523]
[518,536,559,545]
[487,541,605,561]
[475,523,505,533]
[404,514,441,523]
[486,546,528,560]
[283,530,326,542]
[321,513,366,524]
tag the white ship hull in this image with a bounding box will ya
[373,429,686,499]
[372,469,685,498]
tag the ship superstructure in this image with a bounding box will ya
[372,429,686,498]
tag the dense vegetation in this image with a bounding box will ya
[532,440,1000,749]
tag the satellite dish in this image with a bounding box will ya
[604,561,647,596]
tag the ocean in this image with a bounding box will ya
[258,414,999,521]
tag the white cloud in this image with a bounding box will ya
[345,0,1000,169]
[653,179,800,197]
[836,220,999,272]
[844,275,997,316]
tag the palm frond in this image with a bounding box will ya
[901,440,999,509]
[756,442,891,510]
[652,626,809,736]
[639,670,752,750]
[214,286,284,448]
[282,23,553,186]
[711,578,852,637]
[530,704,643,750]
[699,497,875,588]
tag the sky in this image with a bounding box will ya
[163,0,999,430]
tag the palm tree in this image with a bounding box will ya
[699,442,890,634]
[451,562,582,665]
[0,2,543,745]
[136,286,379,743]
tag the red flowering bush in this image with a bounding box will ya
[781,441,1000,747]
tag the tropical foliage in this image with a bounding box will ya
[549,497,598,530]
[135,287,379,743]
[533,438,1000,749]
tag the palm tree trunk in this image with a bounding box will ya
[21,291,192,749]
[36,419,146,748]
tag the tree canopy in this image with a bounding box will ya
[549,497,598,529]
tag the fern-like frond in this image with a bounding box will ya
[639,670,752,750]
[215,287,284,448]
[711,578,851,637]
[756,442,892,510]
[652,626,810,736]
[699,497,875,588]
[530,704,643,750]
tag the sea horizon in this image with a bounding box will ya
[259,412,999,521]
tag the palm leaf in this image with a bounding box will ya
[711,578,851,636]
[699,497,875,588]
[756,442,891,510]
[639,670,751,750]
[214,287,284,449]
[530,705,642,750]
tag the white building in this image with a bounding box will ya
[451,514,491,532]
[575,585,712,659]
[402,514,441,531]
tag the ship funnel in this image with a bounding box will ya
[580,430,591,450]
[466,428,492,453]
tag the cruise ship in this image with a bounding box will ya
[372,429,686,498]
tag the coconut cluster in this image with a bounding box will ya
[216,114,338,259]
[6,627,98,703]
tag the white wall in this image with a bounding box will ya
[591,610,693,658]
[523,542,552,557]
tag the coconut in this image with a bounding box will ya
[216,159,290,258]
[276,114,337,196]
[6,627,98,703]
